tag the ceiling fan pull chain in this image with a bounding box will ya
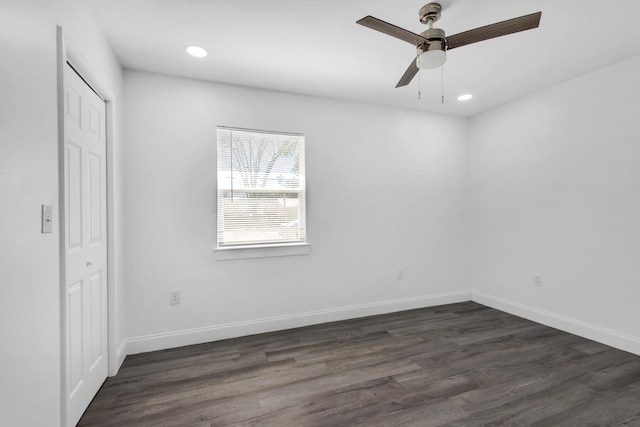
[441,65,445,104]
[418,70,422,100]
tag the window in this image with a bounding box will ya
[217,127,306,248]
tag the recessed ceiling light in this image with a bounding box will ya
[457,94,473,101]
[186,45,207,58]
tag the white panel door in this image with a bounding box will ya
[63,63,108,427]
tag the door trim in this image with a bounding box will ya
[56,26,119,427]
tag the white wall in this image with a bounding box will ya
[0,1,124,425]
[469,55,640,353]
[123,70,470,351]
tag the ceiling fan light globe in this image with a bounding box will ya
[417,49,446,69]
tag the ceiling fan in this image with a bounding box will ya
[357,3,542,88]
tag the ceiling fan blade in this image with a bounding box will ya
[447,11,541,50]
[396,58,419,88]
[357,16,428,46]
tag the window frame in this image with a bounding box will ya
[214,126,308,257]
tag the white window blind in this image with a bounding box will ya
[217,127,306,248]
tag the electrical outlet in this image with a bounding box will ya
[397,268,404,280]
[534,275,542,287]
[169,290,181,305]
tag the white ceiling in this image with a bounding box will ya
[86,0,640,117]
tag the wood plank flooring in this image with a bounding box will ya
[78,302,640,426]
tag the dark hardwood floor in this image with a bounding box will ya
[79,302,640,426]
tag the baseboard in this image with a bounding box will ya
[472,291,640,356]
[126,291,471,355]
[121,290,640,359]
[107,339,127,377]
[116,339,127,369]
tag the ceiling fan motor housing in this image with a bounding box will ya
[418,27,446,54]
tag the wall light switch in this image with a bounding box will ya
[41,204,53,234]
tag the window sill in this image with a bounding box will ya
[214,243,310,261]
